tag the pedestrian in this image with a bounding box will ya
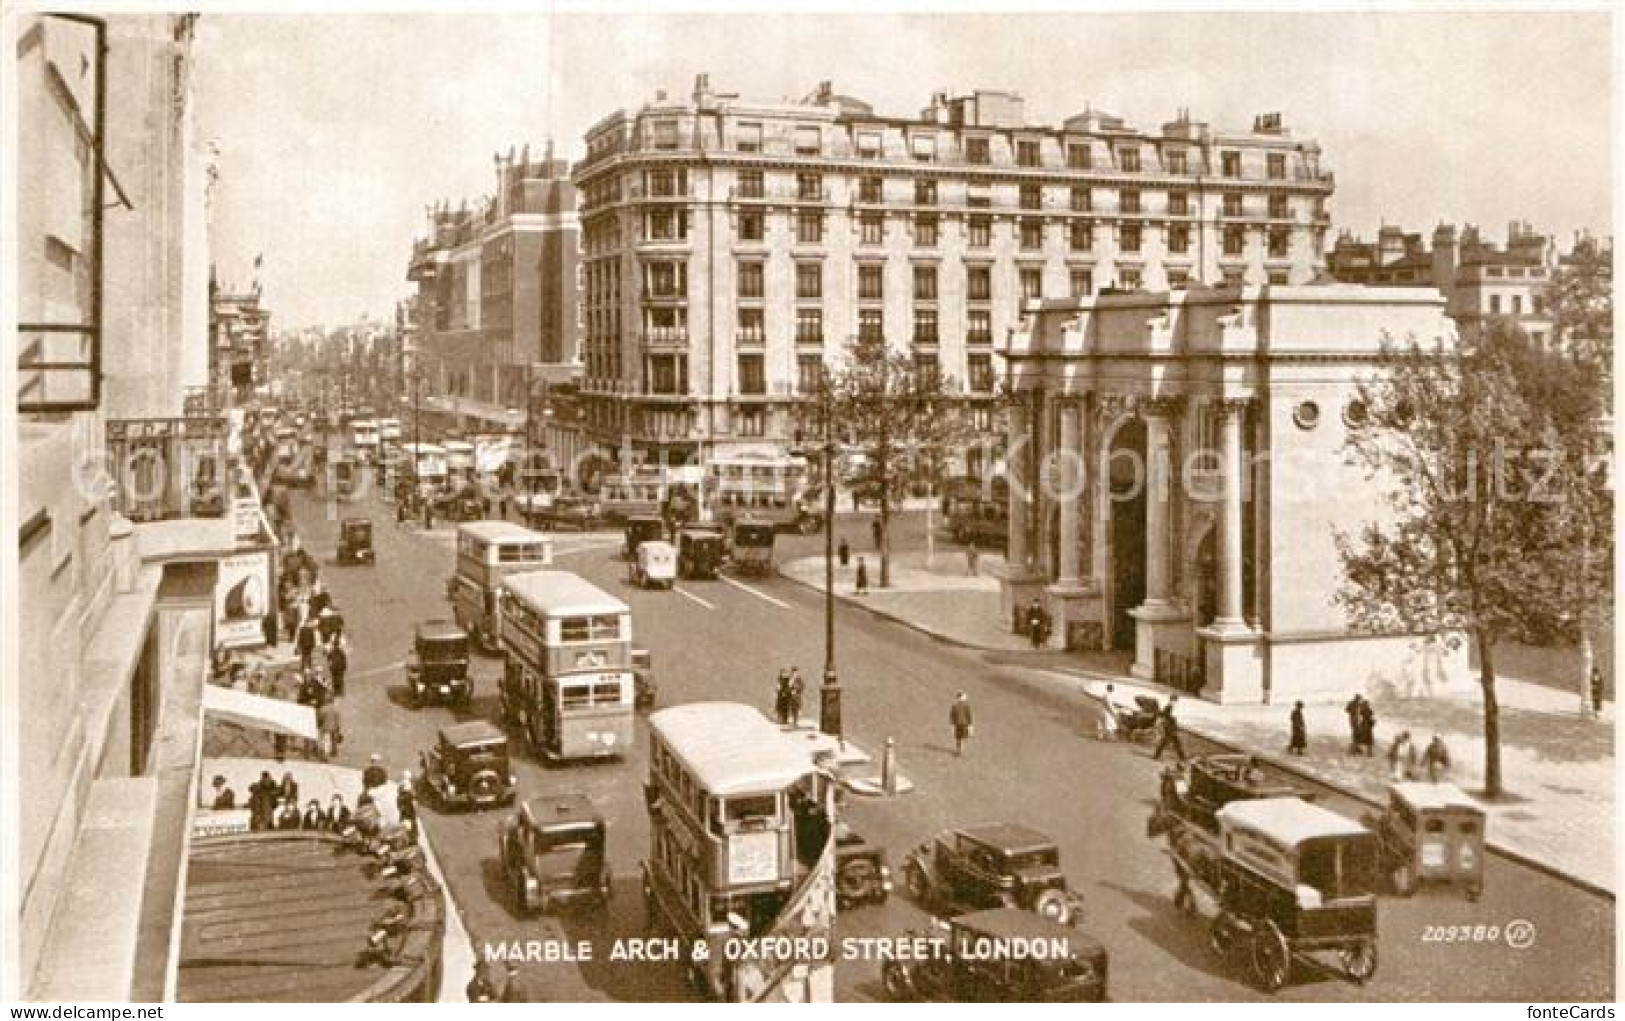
[210,775,237,810]
[397,772,418,839]
[363,753,388,791]
[466,961,498,1003]
[1591,666,1606,717]
[837,537,851,569]
[949,691,974,756]
[248,771,277,831]
[1389,730,1417,781]
[1287,700,1307,755]
[500,962,534,1003]
[274,798,301,831]
[1422,734,1451,782]
[296,620,317,670]
[773,669,791,725]
[396,492,409,525]
[1094,683,1121,741]
[871,516,883,550]
[301,798,327,830]
[787,667,805,725]
[328,636,348,697]
[279,770,299,808]
[423,500,434,530]
[327,793,351,833]
[482,494,492,519]
[499,493,509,520]
[1357,698,1377,757]
[854,557,869,595]
[308,581,331,620]
[1152,696,1186,762]
[1025,597,1048,650]
[1344,693,1363,755]
[317,699,343,761]
[966,542,980,577]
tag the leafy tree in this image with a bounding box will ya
[1337,323,1605,796]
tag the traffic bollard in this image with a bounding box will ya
[882,736,897,796]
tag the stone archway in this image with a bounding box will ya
[1105,416,1147,651]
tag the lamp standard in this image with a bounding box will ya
[818,363,842,743]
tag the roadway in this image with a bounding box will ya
[291,482,1614,1002]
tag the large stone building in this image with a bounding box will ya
[14,13,264,999]
[1327,221,1559,341]
[573,75,1334,464]
[1001,282,1465,704]
[406,146,581,433]
[208,278,270,406]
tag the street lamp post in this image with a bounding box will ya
[818,365,842,743]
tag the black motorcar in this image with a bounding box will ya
[623,515,667,560]
[406,619,471,707]
[337,517,373,565]
[901,823,1085,926]
[418,721,517,810]
[676,525,726,580]
[882,908,1109,1002]
[500,794,611,914]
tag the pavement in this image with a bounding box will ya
[781,551,1617,895]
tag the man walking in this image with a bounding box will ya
[854,557,869,595]
[1357,698,1377,757]
[837,537,851,569]
[787,667,805,725]
[1287,701,1307,755]
[949,692,974,756]
[1025,597,1047,650]
[965,542,980,577]
[328,635,348,697]
[1344,694,1364,755]
[1152,696,1186,762]
[774,669,792,725]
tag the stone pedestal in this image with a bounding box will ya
[1045,582,1105,651]
[1130,602,1190,679]
[1200,625,1266,704]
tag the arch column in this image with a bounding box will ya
[1131,396,1190,680]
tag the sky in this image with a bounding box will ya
[191,7,1617,329]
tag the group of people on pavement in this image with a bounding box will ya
[773,668,806,726]
[229,769,356,834]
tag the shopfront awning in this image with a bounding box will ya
[201,685,316,741]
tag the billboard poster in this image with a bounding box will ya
[215,550,270,649]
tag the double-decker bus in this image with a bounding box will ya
[498,571,634,762]
[598,465,668,522]
[351,418,381,463]
[705,451,819,534]
[447,521,554,651]
[642,702,836,1001]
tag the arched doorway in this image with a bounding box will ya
[1106,417,1147,650]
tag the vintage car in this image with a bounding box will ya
[418,721,518,811]
[881,908,1109,1002]
[336,517,373,565]
[525,494,601,532]
[676,525,726,581]
[499,794,611,914]
[405,619,472,707]
[623,515,667,560]
[631,540,677,590]
[631,647,657,710]
[1363,782,1485,900]
[1200,798,1380,992]
[431,485,483,523]
[834,823,892,909]
[901,823,1085,926]
[729,520,776,578]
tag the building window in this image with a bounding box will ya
[915,179,938,206]
[645,209,688,241]
[1267,153,1286,179]
[1120,189,1141,214]
[1169,191,1189,216]
[736,408,765,437]
[967,309,992,343]
[796,262,823,299]
[798,355,823,393]
[737,122,762,152]
[1016,139,1042,167]
[1119,147,1141,172]
[738,354,766,395]
[860,212,884,245]
[1268,194,1288,219]
[1020,267,1043,300]
[1120,224,1141,253]
[647,168,686,196]
[797,173,823,200]
[912,352,940,385]
[648,354,688,394]
[1268,229,1289,259]
[1221,150,1241,177]
[652,120,679,150]
[858,264,884,300]
[1512,294,1524,314]
[1067,143,1092,169]
[738,262,764,299]
[645,261,687,298]
[1268,271,1289,285]
[795,125,821,156]
[796,307,822,343]
[915,215,939,247]
[1019,219,1043,250]
[910,134,936,162]
[1168,268,1190,289]
[738,307,765,342]
[1489,294,1502,314]
[1224,226,1245,256]
[796,211,824,244]
[1166,149,1188,175]
[859,308,884,342]
[738,211,764,242]
[965,137,990,164]
[1169,224,1191,254]
[968,216,991,248]
[1070,186,1091,212]
[913,264,938,300]
[738,170,764,198]
[967,265,992,301]
[1120,268,1142,290]
[1070,268,1093,297]
[1223,192,1243,217]
[856,131,881,159]
[1019,183,1042,210]
[913,308,939,343]
[858,175,883,203]
[966,184,991,209]
[968,353,994,393]
[1069,220,1093,252]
